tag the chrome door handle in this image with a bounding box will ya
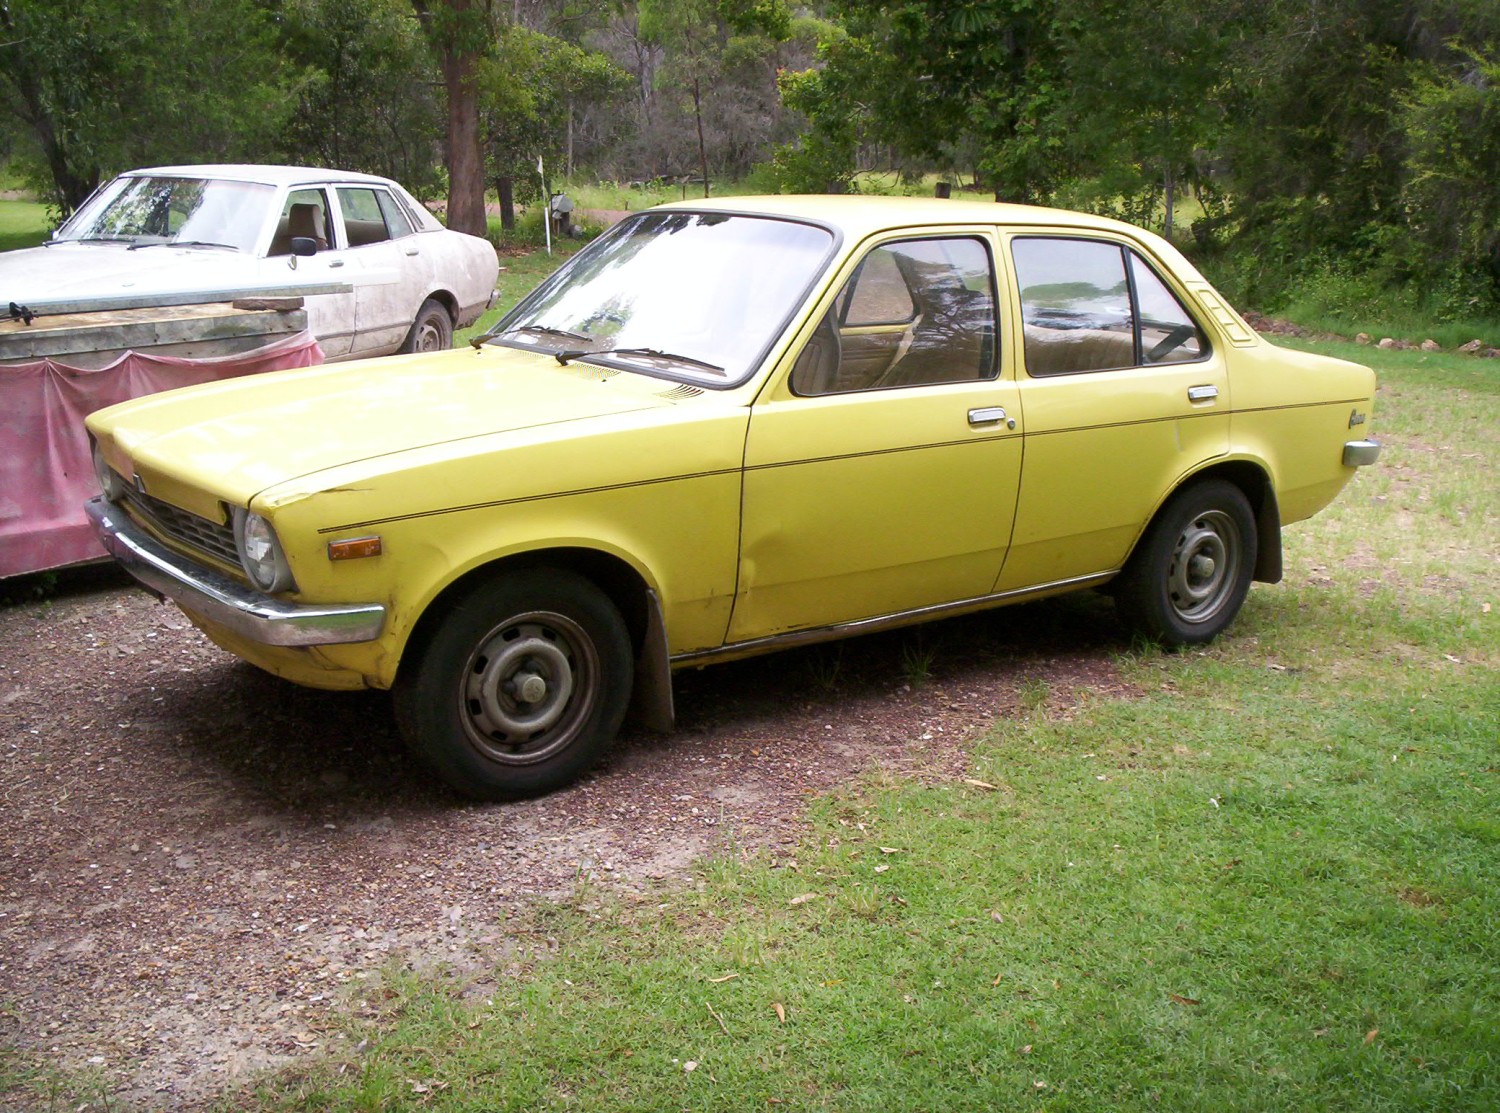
[1187,384,1219,402]
[328,259,345,268]
[968,407,1007,426]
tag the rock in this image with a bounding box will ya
[1458,339,1483,353]
[1420,339,1442,352]
[1377,338,1398,349]
[1355,333,1371,345]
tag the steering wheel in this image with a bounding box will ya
[1146,323,1197,362]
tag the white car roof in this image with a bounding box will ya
[125,164,397,189]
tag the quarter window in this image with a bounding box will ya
[792,237,998,395]
[1013,237,1207,375]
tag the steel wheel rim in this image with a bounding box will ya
[459,612,598,765]
[1166,509,1241,624]
[413,319,445,351]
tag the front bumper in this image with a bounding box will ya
[1343,439,1381,467]
[86,497,386,647]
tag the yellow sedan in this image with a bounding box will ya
[86,196,1380,798]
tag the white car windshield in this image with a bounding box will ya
[494,211,836,385]
[57,175,274,253]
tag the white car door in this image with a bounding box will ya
[261,186,356,358]
[332,185,435,356]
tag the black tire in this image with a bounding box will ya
[1114,479,1257,647]
[399,297,453,353]
[394,569,633,800]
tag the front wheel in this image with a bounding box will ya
[1114,479,1257,647]
[399,297,453,353]
[395,569,633,799]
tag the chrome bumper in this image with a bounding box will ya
[1343,439,1381,467]
[86,497,386,647]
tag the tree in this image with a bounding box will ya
[412,0,495,236]
[477,24,628,226]
[278,0,444,196]
[0,0,290,214]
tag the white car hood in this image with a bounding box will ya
[0,242,260,305]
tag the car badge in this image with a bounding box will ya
[1348,409,1366,428]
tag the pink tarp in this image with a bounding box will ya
[1,331,324,578]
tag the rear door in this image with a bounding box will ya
[996,233,1229,592]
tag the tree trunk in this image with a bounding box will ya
[691,76,709,198]
[442,41,487,236]
[497,176,516,230]
[1163,165,1176,243]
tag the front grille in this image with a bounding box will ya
[120,482,239,567]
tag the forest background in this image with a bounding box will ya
[1,0,1497,335]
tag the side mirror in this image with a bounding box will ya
[291,236,318,257]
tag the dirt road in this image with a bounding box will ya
[0,569,1130,1107]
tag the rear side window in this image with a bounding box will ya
[1012,237,1207,376]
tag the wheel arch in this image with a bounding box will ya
[398,545,674,732]
[1167,459,1282,584]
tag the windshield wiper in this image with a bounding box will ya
[60,236,136,245]
[128,240,236,251]
[555,346,725,375]
[473,323,591,351]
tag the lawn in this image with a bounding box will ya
[0,198,51,253]
[193,346,1494,1109]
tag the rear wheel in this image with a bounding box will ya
[395,569,633,799]
[399,298,453,353]
[1114,479,1256,646]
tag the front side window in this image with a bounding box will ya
[792,236,998,395]
[271,189,333,255]
[1013,237,1207,375]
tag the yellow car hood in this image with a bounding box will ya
[91,345,676,506]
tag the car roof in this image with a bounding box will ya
[656,194,1153,244]
[124,164,397,189]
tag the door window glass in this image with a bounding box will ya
[337,187,397,247]
[1013,238,1136,375]
[1013,236,1208,375]
[271,189,331,255]
[792,237,998,395]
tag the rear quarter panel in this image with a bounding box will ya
[1227,341,1377,523]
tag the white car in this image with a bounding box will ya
[2,165,498,358]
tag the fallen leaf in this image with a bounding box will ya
[1365,1028,1379,1044]
[1169,993,1201,1007]
[684,1060,698,1073]
[1313,1028,1329,1038]
[773,1002,786,1024]
[879,847,903,855]
[963,778,998,790]
[708,973,740,983]
[875,864,890,873]
[1034,1080,1048,1090]
[991,972,1004,986]
[990,910,1004,923]
[789,893,819,905]
[1020,1044,1033,1055]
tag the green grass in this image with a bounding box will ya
[0,198,51,252]
[187,348,1494,1109]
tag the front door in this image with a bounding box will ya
[729,233,1024,643]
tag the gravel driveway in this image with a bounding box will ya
[1,569,1130,1108]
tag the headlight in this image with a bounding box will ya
[91,441,128,501]
[233,508,296,593]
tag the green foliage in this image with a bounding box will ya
[277,0,444,197]
[477,26,630,199]
[0,0,292,212]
